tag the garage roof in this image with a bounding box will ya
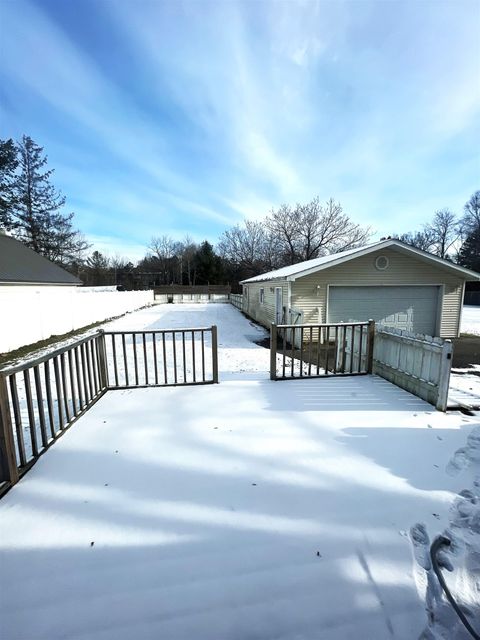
[241,239,480,283]
[0,232,82,285]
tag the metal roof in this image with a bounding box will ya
[241,239,480,283]
[0,233,82,285]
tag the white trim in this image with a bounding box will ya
[326,284,330,325]
[275,287,283,324]
[457,281,466,337]
[241,239,480,283]
[436,285,445,337]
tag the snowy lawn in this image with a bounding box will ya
[0,375,478,640]
[103,302,271,378]
[449,305,480,405]
[460,304,480,336]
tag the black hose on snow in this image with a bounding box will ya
[430,535,480,640]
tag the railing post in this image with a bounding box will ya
[0,375,19,487]
[366,319,375,374]
[436,339,453,411]
[270,323,277,380]
[211,325,219,383]
[97,330,109,390]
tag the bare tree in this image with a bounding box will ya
[177,235,197,285]
[298,197,371,259]
[265,203,299,265]
[395,230,436,252]
[426,208,459,259]
[267,197,371,264]
[148,235,177,284]
[218,219,278,275]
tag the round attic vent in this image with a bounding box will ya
[375,255,389,271]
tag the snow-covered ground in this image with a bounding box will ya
[6,305,274,463]
[1,303,479,639]
[0,375,478,640]
[103,302,271,378]
[460,305,480,336]
[449,305,480,406]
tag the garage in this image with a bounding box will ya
[328,285,440,335]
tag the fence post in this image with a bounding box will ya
[97,330,109,390]
[0,375,19,487]
[367,319,375,374]
[270,323,277,380]
[436,339,453,411]
[211,325,219,383]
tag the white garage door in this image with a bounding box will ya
[328,286,439,335]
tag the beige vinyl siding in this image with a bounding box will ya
[291,248,463,338]
[242,280,290,328]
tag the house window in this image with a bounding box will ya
[259,288,265,304]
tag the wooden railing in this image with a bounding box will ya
[103,327,218,388]
[0,332,107,494]
[270,321,375,380]
[0,325,218,497]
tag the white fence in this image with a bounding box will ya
[229,293,243,311]
[0,286,154,354]
[373,325,453,411]
[155,293,229,304]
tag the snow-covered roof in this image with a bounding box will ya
[241,239,480,283]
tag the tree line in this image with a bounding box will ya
[1,135,478,289]
[392,192,480,272]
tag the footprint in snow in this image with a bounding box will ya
[410,523,431,570]
[446,448,470,476]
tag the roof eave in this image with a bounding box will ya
[292,240,480,281]
[240,239,480,283]
[385,242,480,280]
[0,280,82,286]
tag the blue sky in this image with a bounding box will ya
[1,0,479,260]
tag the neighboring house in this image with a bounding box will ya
[0,231,82,287]
[0,230,82,352]
[0,231,153,354]
[240,239,480,338]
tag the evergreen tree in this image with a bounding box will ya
[193,241,224,284]
[0,138,18,230]
[85,251,111,285]
[11,136,89,264]
[457,228,480,272]
[461,190,480,237]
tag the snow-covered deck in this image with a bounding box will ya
[0,373,476,640]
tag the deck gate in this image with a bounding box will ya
[270,321,375,380]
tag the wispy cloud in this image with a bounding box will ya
[1,0,478,257]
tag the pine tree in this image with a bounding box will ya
[457,228,480,272]
[0,138,18,230]
[194,241,224,284]
[12,136,89,264]
[85,251,111,285]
